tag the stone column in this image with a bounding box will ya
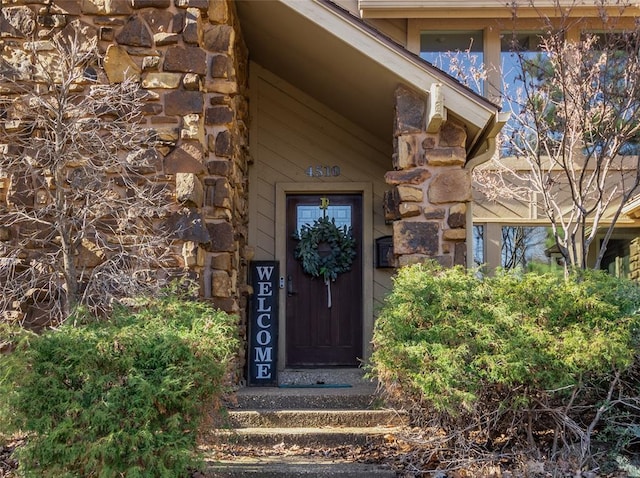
[385,85,470,268]
[97,0,250,378]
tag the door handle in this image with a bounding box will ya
[287,275,296,296]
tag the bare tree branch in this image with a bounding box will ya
[474,2,640,271]
[0,27,183,327]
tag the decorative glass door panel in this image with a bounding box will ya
[296,205,352,233]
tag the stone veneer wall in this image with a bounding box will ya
[385,86,470,267]
[1,0,250,376]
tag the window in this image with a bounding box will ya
[601,239,631,279]
[500,33,545,99]
[586,31,640,156]
[472,224,485,267]
[501,225,550,270]
[500,33,547,155]
[420,31,484,94]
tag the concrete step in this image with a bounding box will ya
[226,409,408,428]
[210,379,401,476]
[213,425,401,448]
[202,456,397,477]
[229,383,380,410]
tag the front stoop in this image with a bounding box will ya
[276,368,372,387]
[201,374,406,477]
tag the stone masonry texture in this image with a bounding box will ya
[387,85,471,267]
[0,0,249,381]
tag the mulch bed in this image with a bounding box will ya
[2,433,634,477]
[202,433,524,477]
[202,432,634,478]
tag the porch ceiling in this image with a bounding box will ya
[235,0,502,160]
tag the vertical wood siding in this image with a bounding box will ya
[249,65,394,311]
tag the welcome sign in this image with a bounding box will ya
[248,261,279,386]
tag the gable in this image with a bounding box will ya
[236,0,503,162]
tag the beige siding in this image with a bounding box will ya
[327,0,408,45]
[367,18,408,46]
[248,63,394,321]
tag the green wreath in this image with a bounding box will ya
[294,216,356,282]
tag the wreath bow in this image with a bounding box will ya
[294,216,356,308]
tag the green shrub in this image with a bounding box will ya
[0,323,34,441]
[370,263,640,468]
[0,291,238,477]
[372,264,639,413]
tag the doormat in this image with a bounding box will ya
[278,383,352,389]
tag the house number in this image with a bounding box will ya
[305,166,341,178]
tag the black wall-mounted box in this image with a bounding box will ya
[376,236,394,268]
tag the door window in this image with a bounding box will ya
[296,205,352,233]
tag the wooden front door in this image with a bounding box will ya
[285,194,363,367]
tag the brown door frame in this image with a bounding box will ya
[275,182,373,370]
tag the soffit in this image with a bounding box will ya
[235,0,500,157]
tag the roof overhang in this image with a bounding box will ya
[236,0,502,161]
[623,195,640,220]
[359,0,640,19]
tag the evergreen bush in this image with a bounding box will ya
[371,263,640,469]
[0,290,238,477]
